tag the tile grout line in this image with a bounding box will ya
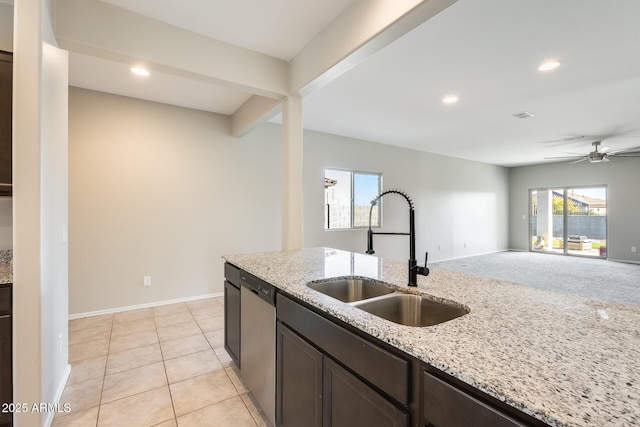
[64,299,232,426]
[222,369,265,426]
[95,313,114,427]
[154,307,180,426]
[170,394,259,425]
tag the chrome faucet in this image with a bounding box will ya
[366,189,429,286]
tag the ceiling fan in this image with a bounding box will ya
[545,140,640,164]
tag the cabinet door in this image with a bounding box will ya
[223,281,240,366]
[276,322,322,427]
[0,315,11,426]
[423,372,525,427]
[323,358,408,427]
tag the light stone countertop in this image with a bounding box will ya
[223,247,640,427]
[0,249,12,284]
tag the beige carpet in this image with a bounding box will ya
[433,251,640,306]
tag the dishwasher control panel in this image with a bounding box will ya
[240,271,276,305]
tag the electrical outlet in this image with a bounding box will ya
[143,276,152,287]
[632,246,637,253]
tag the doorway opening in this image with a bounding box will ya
[530,186,607,258]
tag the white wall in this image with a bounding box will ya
[303,131,510,263]
[13,0,70,425]
[68,88,281,315]
[40,41,69,421]
[509,158,640,263]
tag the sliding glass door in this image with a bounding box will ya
[530,186,607,258]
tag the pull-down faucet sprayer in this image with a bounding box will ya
[366,189,429,286]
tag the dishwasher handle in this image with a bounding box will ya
[240,271,276,306]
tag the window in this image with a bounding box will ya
[324,169,382,229]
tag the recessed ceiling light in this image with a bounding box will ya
[443,95,458,104]
[130,66,150,77]
[538,60,561,71]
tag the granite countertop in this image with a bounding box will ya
[223,247,640,427]
[0,249,12,284]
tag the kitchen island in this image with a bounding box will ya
[223,247,639,427]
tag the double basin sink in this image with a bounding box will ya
[308,277,468,327]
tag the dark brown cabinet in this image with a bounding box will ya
[224,264,241,366]
[0,51,12,197]
[276,293,410,427]
[324,357,408,427]
[0,284,12,427]
[276,322,322,427]
[423,371,532,427]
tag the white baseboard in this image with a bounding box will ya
[69,292,224,320]
[43,363,71,427]
[608,258,640,265]
[433,249,509,264]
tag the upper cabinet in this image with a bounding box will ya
[0,50,11,197]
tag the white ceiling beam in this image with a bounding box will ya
[289,0,458,96]
[231,95,282,137]
[235,0,460,134]
[54,0,288,99]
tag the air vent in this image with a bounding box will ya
[513,111,535,119]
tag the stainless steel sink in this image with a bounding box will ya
[307,277,395,303]
[307,277,468,327]
[353,294,468,327]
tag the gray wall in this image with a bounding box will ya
[0,3,12,53]
[509,158,640,263]
[303,131,511,262]
[69,88,282,314]
[0,3,12,249]
[69,87,511,315]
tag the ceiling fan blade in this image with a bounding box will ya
[544,155,584,160]
[607,145,640,155]
[569,157,588,164]
[599,146,610,153]
[610,152,640,157]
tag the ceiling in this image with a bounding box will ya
[67,0,640,167]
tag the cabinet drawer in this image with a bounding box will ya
[423,371,525,427]
[0,286,10,316]
[277,293,409,405]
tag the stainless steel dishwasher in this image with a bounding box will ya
[240,271,276,427]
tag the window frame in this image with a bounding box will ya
[324,168,383,230]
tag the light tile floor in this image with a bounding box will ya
[54,297,269,427]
